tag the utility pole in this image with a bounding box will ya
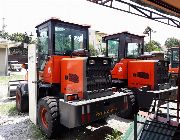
[149,28,152,44]
[2,17,7,33]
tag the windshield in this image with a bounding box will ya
[127,43,140,58]
[172,50,179,61]
[38,27,48,71]
[55,26,86,55]
[107,40,119,59]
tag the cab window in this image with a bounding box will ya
[127,43,140,58]
[55,26,86,55]
[107,40,119,59]
[172,50,179,61]
[38,28,48,70]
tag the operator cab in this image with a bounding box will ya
[103,32,144,63]
[170,47,179,68]
[36,18,90,70]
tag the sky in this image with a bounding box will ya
[0,0,180,46]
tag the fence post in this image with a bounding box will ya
[134,114,137,140]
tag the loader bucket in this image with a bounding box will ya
[8,80,25,97]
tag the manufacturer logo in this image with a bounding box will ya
[65,73,79,83]
[96,108,117,117]
[48,67,51,74]
[133,72,149,79]
[118,67,122,72]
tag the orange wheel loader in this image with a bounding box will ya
[103,32,177,110]
[168,47,179,86]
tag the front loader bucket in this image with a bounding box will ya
[8,80,25,97]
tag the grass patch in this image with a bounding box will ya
[105,129,122,140]
[0,75,24,84]
[30,124,48,140]
[0,102,18,115]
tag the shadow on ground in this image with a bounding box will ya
[59,121,114,140]
[0,116,114,140]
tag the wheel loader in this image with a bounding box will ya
[168,47,179,86]
[103,32,177,109]
[15,18,137,138]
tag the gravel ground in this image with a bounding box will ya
[0,99,45,140]
[0,97,132,140]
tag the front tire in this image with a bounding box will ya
[16,84,28,112]
[37,96,61,138]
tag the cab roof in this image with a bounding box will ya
[35,18,90,29]
[103,31,145,41]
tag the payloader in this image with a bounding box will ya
[15,18,137,138]
[103,32,177,110]
[168,47,179,86]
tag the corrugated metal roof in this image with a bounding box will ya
[122,115,179,140]
[139,120,177,140]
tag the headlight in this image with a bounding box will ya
[89,60,95,65]
[103,60,108,65]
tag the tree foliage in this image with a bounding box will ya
[165,37,180,49]
[0,31,36,55]
[145,40,161,52]
[9,43,28,55]
[89,43,98,56]
[0,31,34,43]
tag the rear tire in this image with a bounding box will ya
[37,96,62,138]
[16,84,28,112]
[117,92,138,119]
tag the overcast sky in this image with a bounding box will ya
[0,0,180,45]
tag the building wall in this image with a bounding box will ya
[0,48,7,76]
[89,29,107,55]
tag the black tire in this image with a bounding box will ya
[37,96,61,138]
[16,84,29,112]
[117,92,138,119]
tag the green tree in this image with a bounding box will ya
[145,40,161,52]
[165,37,180,49]
[89,44,98,56]
[101,47,106,55]
[55,33,71,53]
[0,31,33,43]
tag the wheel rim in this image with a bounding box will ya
[40,107,48,129]
[16,91,20,106]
